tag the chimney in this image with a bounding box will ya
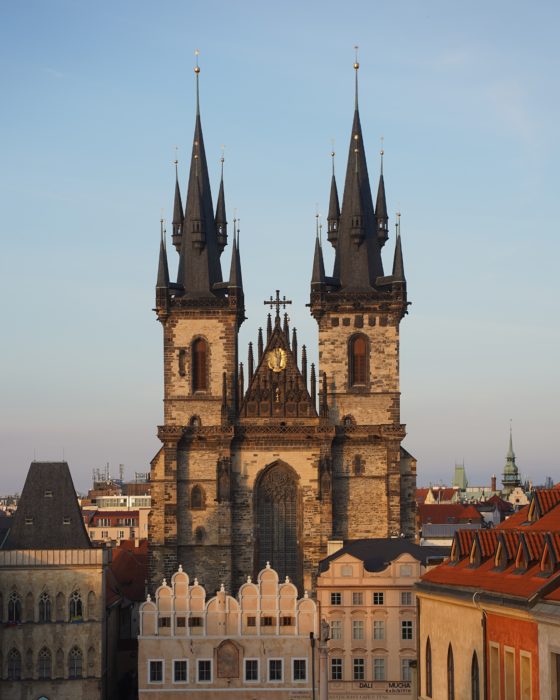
[491,474,497,492]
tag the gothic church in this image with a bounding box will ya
[149,59,416,594]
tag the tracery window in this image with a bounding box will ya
[192,338,208,392]
[8,648,22,680]
[8,591,21,623]
[39,591,51,622]
[255,463,300,587]
[38,647,52,679]
[69,590,83,621]
[349,334,368,386]
[68,646,83,678]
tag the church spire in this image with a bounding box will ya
[502,421,521,494]
[311,214,326,289]
[332,53,384,289]
[171,157,184,252]
[156,218,170,289]
[215,149,228,254]
[327,150,340,248]
[177,51,224,296]
[392,212,405,282]
[228,218,243,291]
[375,142,389,247]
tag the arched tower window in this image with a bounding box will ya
[255,462,301,588]
[191,485,206,510]
[353,455,364,476]
[447,644,455,700]
[68,646,83,678]
[8,591,21,623]
[39,591,51,623]
[192,338,208,392]
[38,647,52,679]
[8,648,21,680]
[426,637,432,698]
[349,334,368,387]
[471,651,480,700]
[69,590,82,621]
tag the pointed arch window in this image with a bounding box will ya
[191,485,206,510]
[349,334,368,387]
[447,644,455,700]
[69,646,83,678]
[69,590,83,621]
[8,648,22,680]
[39,591,51,623]
[38,647,52,679]
[192,338,208,392]
[471,651,480,700]
[425,637,432,698]
[8,591,21,623]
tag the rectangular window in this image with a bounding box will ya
[174,660,187,682]
[401,658,412,681]
[331,658,343,681]
[281,616,293,626]
[400,564,413,577]
[330,620,342,640]
[269,659,283,682]
[353,658,365,681]
[176,617,186,627]
[262,616,275,627]
[245,659,259,682]
[352,620,364,640]
[25,517,34,525]
[401,591,413,606]
[373,619,385,640]
[197,659,212,683]
[331,592,342,605]
[63,517,71,525]
[401,620,413,640]
[293,659,307,682]
[373,591,384,605]
[374,658,386,681]
[247,616,256,627]
[189,616,203,627]
[504,648,515,700]
[490,644,500,700]
[158,617,171,628]
[118,530,125,538]
[44,490,53,497]
[352,591,364,605]
[149,660,163,683]
[520,653,531,700]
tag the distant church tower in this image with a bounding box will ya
[502,425,521,495]
[149,56,415,595]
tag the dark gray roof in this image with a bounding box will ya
[2,462,92,550]
[319,538,449,573]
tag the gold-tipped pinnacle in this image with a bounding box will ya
[354,45,359,70]
[194,48,200,74]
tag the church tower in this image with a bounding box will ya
[309,57,411,540]
[150,57,244,589]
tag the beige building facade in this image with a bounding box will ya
[138,564,318,698]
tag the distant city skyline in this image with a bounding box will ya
[1,0,559,493]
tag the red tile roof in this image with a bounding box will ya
[106,539,148,606]
[419,503,482,525]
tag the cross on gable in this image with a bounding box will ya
[263,290,292,320]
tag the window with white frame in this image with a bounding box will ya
[331,592,342,605]
[401,591,413,606]
[149,660,163,683]
[373,591,384,605]
[330,619,342,640]
[331,657,343,681]
[401,658,413,681]
[352,591,363,605]
[353,658,365,681]
[197,659,212,683]
[173,659,187,682]
[352,619,364,640]
[293,658,307,682]
[374,657,386,681]
[245,658,259,682]
[373,619,385,640]
[520,652,531,700]
[401,620,413,640]
[269,658,283,682]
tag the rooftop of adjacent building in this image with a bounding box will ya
[107,538,149,606]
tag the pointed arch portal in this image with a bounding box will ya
[255,461,302,588]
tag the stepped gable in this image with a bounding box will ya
[239,320,318,421]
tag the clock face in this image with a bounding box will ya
[266,347,287,373]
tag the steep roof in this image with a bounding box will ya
[106,539,149,606]
[2,462,91,550]
[319,538,449,574]
[419,503,482,525]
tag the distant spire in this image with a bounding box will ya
[156,219,170,289]
[392,212,405,282]
[301,345,308,387]
[228,221,243,290]
[310,362,317,407]
[291,328,298,364]
[327,151,340,248]
[215,147,227,254]
[248,342,254,381]
[375,138,389,247]
[311,216,326,288]
[320,372,329,418]
[266,313,272,342]
[257,327,264,361]
[283,313,290,347]
[172,155,184,253]
[507,422,515,461]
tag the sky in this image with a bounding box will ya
[1,0,559,494]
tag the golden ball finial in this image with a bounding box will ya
[380,149,384,156]
[354,62,359,70]
[331,151,335,158]
[194,65,200,74]
[353,134,359,141]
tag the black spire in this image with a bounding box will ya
[215,152,227,254]
[311,225,326,289]
[177,55,223,296]
[332,58,384,289]
[327,152,340,248]
[375,146,389,248]
[171,159,184,253]
[156,219,170,289]
[392,213,405,282]
[228,222,243,290]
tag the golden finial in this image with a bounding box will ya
[330,138,336,177]
[194,48,200,74]
[354,45,359,71]
[396,210,401,237]
[173,145,179,178]
[380,136,384,175]
[220,144,225,164]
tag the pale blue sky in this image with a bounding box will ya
[1,0,559,493]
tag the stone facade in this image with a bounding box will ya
[0,548,109,700]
